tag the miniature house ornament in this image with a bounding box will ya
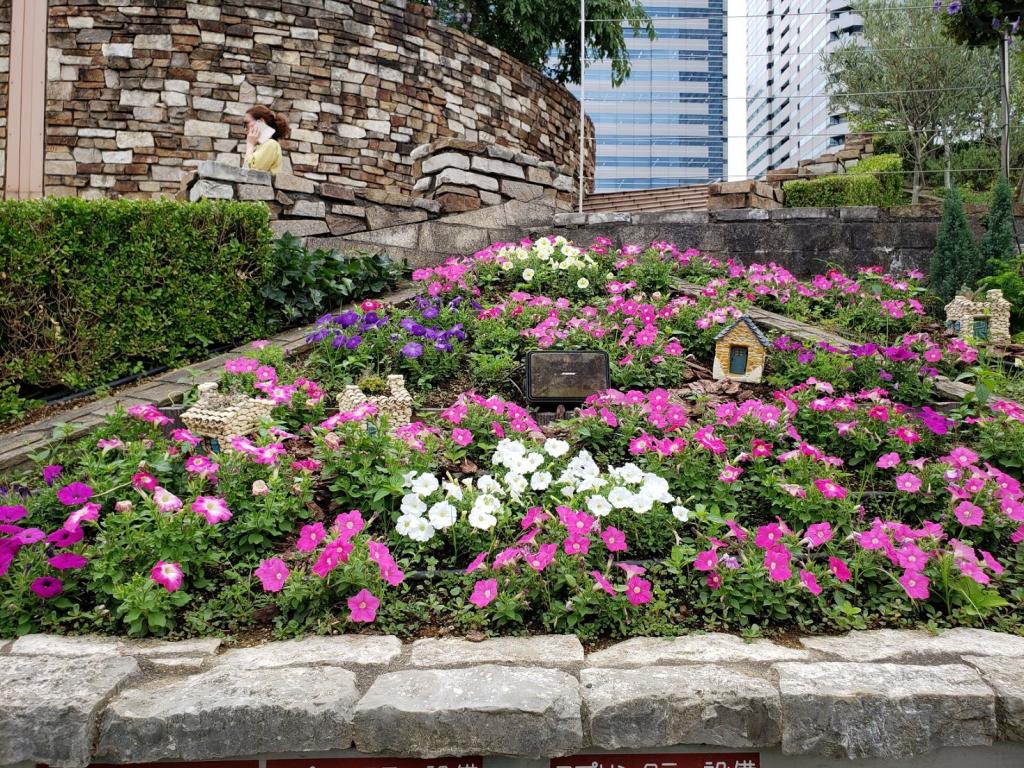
[712,316,769,383]
[181,382,276,442]
[336,374,413,431]
[944,289,1011,344]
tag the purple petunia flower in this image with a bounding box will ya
[43,465,63,486]
[947,0,961,13]
[346,335,362,350]
[401,342,424,358]
[57,482,93,507]
[30,576,63,599]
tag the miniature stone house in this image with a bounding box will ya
[181,383,276,443]
[944,289,1012,344]
[712,316,769,383]
[336,375,413,431]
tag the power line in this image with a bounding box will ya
[583,85,996,101]
[589,165,1024,176]
[585,5,950,21]
[583,130,1018,141]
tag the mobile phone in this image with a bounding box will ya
[255,119,276,143]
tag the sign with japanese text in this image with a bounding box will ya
[551,753,760,768]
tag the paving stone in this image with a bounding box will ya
[775,662,996,759]
[353,665,583,757]
[130,637,222,658]
[216,635,401,672]
[964,655,1024,741]
[410,635,584,670]
[196,161,271,186]
[586,634,810,668]
[96,666,357,762]
[582,666,781,749]
[799,628,1024,662]
[10,633,126,657]
[270,218,330,237]
[145,656,207,672]
[189,179,234,201]
[0,654,140,767]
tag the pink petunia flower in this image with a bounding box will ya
[801,521,833,548]
[754,523,785,549]
[954,501,984,527]
[763,546,793,582]
[48,526,84,548]
[296,522,327,552]
[151,561,183,592]
[591,570,616,595]
[526,543,557,572]
[719,465,744,484]
[876,452,901,469]
[254,557,290,592]
[192,496,232,525]
[63,503,100,531]
[0,505,27,523]
[48,553,88,570]
[153,487,183,513]
[828,556,851,582]
[132,472,158,492]
[347,589,380,623]
[625,575,652,605]
[813,478,847,500]
[899,570,929,600]
[799,569,822,595]
[57,482,93,507]
[469,578,498,608]
[895,473,922,493]
[451,428,473,447]
[465,551,489,574]
[334,510,365,539]
[694,549,718,571]
[601,526,627,553]
[30,576,63,599]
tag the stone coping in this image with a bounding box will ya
[0,285,421,474]
[2,629,1024,766]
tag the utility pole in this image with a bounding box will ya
[578,0,586,213]
[999,31,1011,181]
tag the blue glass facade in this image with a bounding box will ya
[576,2,728,191]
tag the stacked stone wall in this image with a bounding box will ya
[43,0,594,199]
[0,0,10,190]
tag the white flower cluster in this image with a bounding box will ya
[497,236,596,276]
[394,438,682,543]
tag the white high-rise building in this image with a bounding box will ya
[746,0,862,178]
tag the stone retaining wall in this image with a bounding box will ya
[42,0,593,199]
[550,207,1024,278]
[2,629,1024,767]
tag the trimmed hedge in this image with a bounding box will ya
[0,198,275,391]
[783,153,905,208]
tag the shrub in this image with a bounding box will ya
[261,234,399,327]
[930,187,983,306]
[979,175,1019,271]
[0,198,275,391]
[783,153,905,208]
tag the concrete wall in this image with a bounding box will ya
[550,206,1024,277]
[42,0,594,199]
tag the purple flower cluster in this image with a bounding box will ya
[306,308,387,350]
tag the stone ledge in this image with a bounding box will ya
[2,630,1024,766]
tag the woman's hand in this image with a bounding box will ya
[245,122,260,147]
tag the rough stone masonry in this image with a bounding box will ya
[2,629,1024,767]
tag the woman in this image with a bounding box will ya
[243,106,290,175]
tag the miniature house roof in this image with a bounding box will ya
[945,289,1010,313]
[714,315,771,348]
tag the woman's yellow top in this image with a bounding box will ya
[247,139,283,174]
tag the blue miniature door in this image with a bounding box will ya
[973,318,989,340]
[729,345,749,375]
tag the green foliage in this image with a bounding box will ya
[429,0,655,86]
[0,198,274,392]
[783,173,900,208]
[978,259,1024,332]
[930,187,984,305]
[979,175,1020,269]
[941,0,1024,46]
[0,384,42,424]
[849,153,905,202]
[262,234,398,327]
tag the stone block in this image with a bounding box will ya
[270,219,330,237]
[10,633,124,657]
[134,34,172,50]
[189,179,234,202]
[215,635,401,672]
[185,120,229,139]
[274,173,317,194]
[321,183,357,202]
[328,216,368,236]
[964,655,1024,741]
[116,131,154,149]
[528,166,555,185]
[0,655,140,767]
[353,665,583,757]
[437,192,482,213]
[197,160,271,186]
[435,167,499,192]
[418,221,490,254]
[583,666,781,749]
[359,189,418,207]
[486,144,517,161]
[412,197,442,214]
[802,161,840,176]
[287,200,327,219]
[410,636,584,670]
[552,174,575,192]
[365,205,428,231]
[238,183,276,201]
[471,155,526,179]
[335,223,420,250]
[708,192,749,210]
[502,179,544,201]
[775,662,995,759]
[96,667,358,762]
[422,151,470,175]
[586,634,809,667]
[799,628,1024,662]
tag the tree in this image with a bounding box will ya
[822,0,999,202]
[979,175,1021,267]
[427,0,655,86]
[931,187,984,305]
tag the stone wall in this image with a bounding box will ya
[0,0,9,191]
[551,206,1024,278]
[43,0,594,199]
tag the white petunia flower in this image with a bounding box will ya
[472,493,501,516]
[410,472,439,497]
[522,268,535,282]
[406,515,435,542]
[428,501,457,530]
[613,463,645,485]
[641,473,674,503]
[400,493,427,516]
[672,504,691,522]
[608,486,635,509]
[443,480,464,501]
[587,494,612,518]
[530,471,553,491]
[477,475,503,495]
[544,438,570,458]
[468,508,497,531]
[576,277,590,290]
[630,491,655,514]
[523,452,545,473]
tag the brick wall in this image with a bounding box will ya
[43,0,594,200]
[0,0,10,191]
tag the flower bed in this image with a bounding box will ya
[1,237,1023,641]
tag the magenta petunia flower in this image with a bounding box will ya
[828,556,851,582]
[57,482,93,507]
[899,569,929,600]
[799,569,822,595]
[895,473,922,493]
[30,576,63,599]
[801,522,833,548]
[876,452,901,469]
[192,496,232,525]
[334,510,365,540]
[954,501,984,527]
[601,526,627,553]
[48,553,88,570]
[591,570,616,595]
[347,589,380,623]
[763,546,793,582]
[754,523,784,549]
[132,472,158,491]
[451,428,473,447]
[0,505,27,523]
[718,465,743,483]
[296,522,327,553]
[64,502,100,531]
[469,578,498,608]
[151,561,184,592]
[47,526,84,548]
[693,548,718,572]
[465,551,489,574]
[625,575,652,605]
[184,456,219,476]
[42,464,63,486]
[153,487,182,513]
[526,543,557,572]
[254,557,290,593]
[15,527,45,545]
[813,478,847,500]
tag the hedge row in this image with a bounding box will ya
[783,154,905,208]
[0,198,275,391]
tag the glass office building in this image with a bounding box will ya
[746,0,863,178]
[577,2,728,191]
